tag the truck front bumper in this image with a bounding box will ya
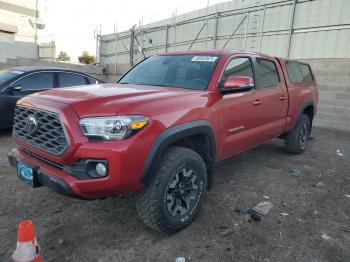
[8,149,76,198]
[8,146,144,199]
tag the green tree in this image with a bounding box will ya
[78,51,96,64]
[57,51,70,62]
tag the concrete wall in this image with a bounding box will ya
[0,41,38,61]
[305,59,350,132]
[0,57,108,81]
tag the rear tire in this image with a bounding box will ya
[285,114,311,154]
[136,146,207,234]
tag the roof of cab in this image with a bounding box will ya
[6,66,87,73]
[158,49,269,57]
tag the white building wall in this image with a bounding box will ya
[0,0,38,61]
[0,0,37,42]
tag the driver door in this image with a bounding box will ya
[217,57,263,159]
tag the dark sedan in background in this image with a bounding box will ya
[0,66,104,129]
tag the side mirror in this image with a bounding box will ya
[7,85,22,93]
[221,76,254,94]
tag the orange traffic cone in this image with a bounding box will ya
[12,220,42,262]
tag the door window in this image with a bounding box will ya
[58,72,87,87]
[255,59,280,89]
[15,72,54,90]
[222,57,254,82]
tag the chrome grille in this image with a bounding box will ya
[13,106,69,155]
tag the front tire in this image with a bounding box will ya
[136,146,207,234]
[285,114,311,154]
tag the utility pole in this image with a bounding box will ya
[114,21,118,80]
[35,0,39,59]
[94,24,101,64]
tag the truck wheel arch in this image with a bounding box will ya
[295,101,314,129]
[140,120,217,183]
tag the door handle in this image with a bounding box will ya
[280,95,287,101]
[253,99,262,106]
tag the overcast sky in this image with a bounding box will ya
[38,0,229,61]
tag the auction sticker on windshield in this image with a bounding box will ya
[191,56,218,62]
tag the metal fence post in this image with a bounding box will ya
[129,26,135,67]
[172,8,177,51]
[213,12,219,48]
[286,0,297,58]
[165,25,169,52]
[258,5,266,52]
[244,12,249,50]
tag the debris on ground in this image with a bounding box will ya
[175,257,186,262]
[234,207,251,214]
[345,194,350,198]
[280,213,289,217]
[251,201,273,216]
[235,202,273,223]
[321,234,330,240]
[290,168,301,177]
[279,232,283,243]
[235,207,260,222]
[58,238,64,245]
[249,212,262,222]
[221,228,234,236]
[315,181,325,187]
[336,150,344,157]
[339,227,350,233]
[53,208,63,214]
[263,195,270,199]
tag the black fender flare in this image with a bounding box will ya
[140,120,216,182]
[295,101,314,128]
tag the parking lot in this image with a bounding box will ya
[0,127,349,261]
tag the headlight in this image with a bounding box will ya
[79,116,148,141]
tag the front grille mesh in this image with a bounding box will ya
[13,106,69,155]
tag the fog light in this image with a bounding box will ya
[96,163,107,177]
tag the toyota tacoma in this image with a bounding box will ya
[8,50,318,233]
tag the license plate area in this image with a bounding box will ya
[17,161,39,187]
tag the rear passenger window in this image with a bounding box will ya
[255,59,279,89]
[286,61,313,84]
[300,64,313,82]
[58,72,87,87]
[285,61,303,83]
[222,57,254,82]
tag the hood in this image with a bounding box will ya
[30,83,205,117]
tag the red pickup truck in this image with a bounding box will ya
[8,50,318,233]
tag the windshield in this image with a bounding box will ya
[0,69,24,86]
[119,55,220,90]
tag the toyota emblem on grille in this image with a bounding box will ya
[25,115,38,134]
